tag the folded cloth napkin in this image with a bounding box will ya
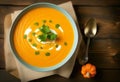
[4,1,82,82]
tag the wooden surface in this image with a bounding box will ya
[0,0,120,82]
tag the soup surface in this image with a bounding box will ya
[14,7,74,67]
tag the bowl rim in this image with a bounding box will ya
[9,2,79,72]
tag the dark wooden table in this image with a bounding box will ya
[0,0,120,82]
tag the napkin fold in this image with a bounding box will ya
[4,1,82,82]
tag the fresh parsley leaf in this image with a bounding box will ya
[43,20,46,23]
[40,46,43,49]
[32,32,36,36]
[35,51,40,55]
[55,24,60,28]
[34,22,39,26]
[32,43,37,47]
[55,44,59,48]
[40,25,50,33]
[49,20,52,23]
[23,35,27,39]
[38,34,48,41]
[64,42,67,46]
[47,33,57,40]
[38,24,58,41]
[28,38,32,42]
[45,52,50,56]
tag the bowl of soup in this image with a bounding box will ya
[9,2,79,71]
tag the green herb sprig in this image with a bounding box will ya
[35,51,40,55]
[45,52,50,56]
[38,24,57,41]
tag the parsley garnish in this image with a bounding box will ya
[32,32,36,36]
[28,38,32,42]
[38,24,57,41]
[55,44,59,48]
[45,52,50,56]
[38,34,47,41]
[40,47,43,49]
[49,20,52,23]
[32,43,37,47]
[40,25,50,34]
[35,51,40,55]
[47,33,57,40]
[34,22,39,26]
[43,20,46,23]
[23,35,27,39]
[64,42,67,46]
[55,24,60,28]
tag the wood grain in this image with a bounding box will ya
[75,7,120,36]
[0,70,20,81]
[0,0,120,82]
[0,6,25,35]
[0,0,120,6]
[89,39,120,52]
[88,53,120,69]
[0,39,5,69]
[29,61,120,82]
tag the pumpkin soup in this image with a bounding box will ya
[13,7,74,67]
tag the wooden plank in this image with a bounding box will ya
[75,7,120,39]
[1,64,120,82]
[0,34,4,39]
[72,62,120,82]
[0,0,69,5]
[75,7,120,18]
[74,69,120,82]
[0,0,120,6]
[88,53,120,69]
[0,70,20,82]
[0,39,5,69]
[94,69,120,82]
[30,61,120,82]
[89,39,120,52]
[73,0,120,6]
[0,6,25,35]
[77,52,120,69]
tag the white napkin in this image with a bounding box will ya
[4,1,82,82]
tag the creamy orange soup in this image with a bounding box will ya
[14,7,74,67]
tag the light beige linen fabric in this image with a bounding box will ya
[4,1,82,82]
